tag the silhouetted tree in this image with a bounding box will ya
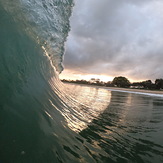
[155,79,163,89]
[105,81,113,87]
[141,80,153,89]
[112,76,130,88]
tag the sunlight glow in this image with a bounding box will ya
[59,70,113,82]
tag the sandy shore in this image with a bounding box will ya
[104,87,163,95]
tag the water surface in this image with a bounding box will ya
[63,83,163,163]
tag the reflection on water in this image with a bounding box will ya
[62,84,111,132]
[1,80,163,162]
[64,84,163,163]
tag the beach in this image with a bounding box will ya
[105,87,163,95]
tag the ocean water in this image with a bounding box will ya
[62,84,163,163]
[0,1,163,163]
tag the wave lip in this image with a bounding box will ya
[1,0,74,73]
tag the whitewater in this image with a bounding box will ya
[0,0,163,162]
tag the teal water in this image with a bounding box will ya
[0,1,163,162]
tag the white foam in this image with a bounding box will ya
[1,0,74,73]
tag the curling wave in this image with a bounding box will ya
[0,1,86,162]
[0,1,109,162]
[1,1,163,163]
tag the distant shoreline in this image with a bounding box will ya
[63,82,163,96]
[104,87,163,95]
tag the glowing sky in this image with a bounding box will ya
[60,0,163,82]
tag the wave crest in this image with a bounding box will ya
[1,0,74,72]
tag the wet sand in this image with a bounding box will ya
[104,87,163,95]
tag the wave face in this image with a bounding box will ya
[0,1,86,162]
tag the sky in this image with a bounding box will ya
[60,0,163,82]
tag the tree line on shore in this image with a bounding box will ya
[61,76,163,90]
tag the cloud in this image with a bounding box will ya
[63,0,163,81]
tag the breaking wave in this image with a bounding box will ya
[1,1,163,163]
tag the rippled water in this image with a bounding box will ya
[63,83,163,163]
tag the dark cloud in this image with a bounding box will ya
[63,0,163,81]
